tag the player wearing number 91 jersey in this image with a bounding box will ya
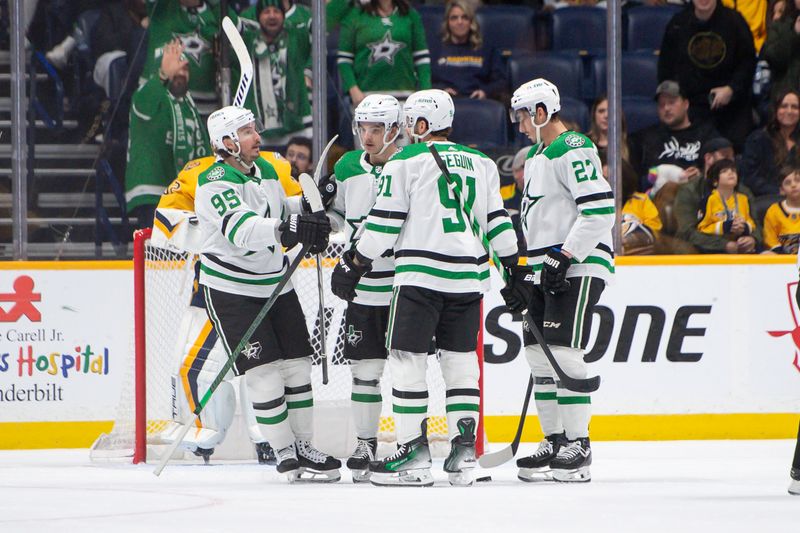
[331,89,519,487]
[505,78,614,484]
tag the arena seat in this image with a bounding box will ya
[590,52,659,100]
[625,4,683,52]
[509,52,584,101]
[451,98,509,149]
[551,7,606,55]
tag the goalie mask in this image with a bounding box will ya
[510,78,561,145]
[352,94,402,155]
[207,106,259,167]
[403,89,454,144]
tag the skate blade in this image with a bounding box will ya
[447,471,474,487]
[370,469,434,487]
[552,466,591,483]
[351,469,371,483]
[517,467,554,483]
[294,467,341,483]
[789,479,800,495]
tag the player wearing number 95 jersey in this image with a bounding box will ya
[331,89,519,487]
[504,78,614,483]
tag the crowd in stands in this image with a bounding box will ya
[14,0,800,256]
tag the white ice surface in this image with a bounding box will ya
[0,440,797,533]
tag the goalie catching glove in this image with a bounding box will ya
[331,249,372,301]
[301,175,337,213]
[279,213,331,254]
[499,255,534,313]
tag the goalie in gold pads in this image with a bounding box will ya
[150,149,296,466]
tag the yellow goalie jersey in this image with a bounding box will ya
[152,151,296,252]
[763,201,800,254]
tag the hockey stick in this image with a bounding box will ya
[427,145,600,394]
[307,135,339,385]
[154,181,326,476]
[480,375,534,468]
[221,16,253,108]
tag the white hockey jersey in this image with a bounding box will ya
[356,141,518,294]
[194,157,302,298]
[332,150,395,306]
[522,131,615,284]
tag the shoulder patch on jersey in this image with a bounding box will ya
[183,160,201,171]
[564,134,585,148]
[206,166,225,181]
[334,150,367,182]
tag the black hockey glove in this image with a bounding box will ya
[301,175,337,213]
[331,249,372,302]
[500,256,534,314]
[541,248,571,295]
[279,213,331,254]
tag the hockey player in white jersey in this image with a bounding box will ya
[194,105,341,482]
[331,89,519,486]
[325,94,403,482]
[504,79,614,483]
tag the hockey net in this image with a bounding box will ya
[91,228,483,462]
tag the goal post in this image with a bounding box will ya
[92,228,485,463]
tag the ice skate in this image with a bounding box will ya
[551,437,591,483]
[516,432,566,482]
[192,446,214,465]
[789,468,800,496]
[275,443,300,482]
[255,442,276,465]
[295,439,342,483]
[346,437,377,483]
[369,421,433,487]
[443,418,477,486]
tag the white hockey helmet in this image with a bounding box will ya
[352,94,403,153]
[207,105,257,156]
[510,77,561,135]
[403,89,455,143]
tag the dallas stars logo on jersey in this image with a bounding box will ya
[347,325,363,347]
[241,342,262,360]
[368,31,406,66]
[170,32,211,66]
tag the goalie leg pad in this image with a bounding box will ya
[389,350,429,444]
[524,345,563,436]
[350,358,386,440]
[245,362,295,450]
[551,346,591,440]
[438,350,480,443]
[279,357,314,441]
[169,310,236,452]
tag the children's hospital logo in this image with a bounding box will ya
[767,281,800,373]
[0,276,41,323]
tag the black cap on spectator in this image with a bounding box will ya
[700,137,733,159]
[654,80,685,101]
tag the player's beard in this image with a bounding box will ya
[168,75,189,98]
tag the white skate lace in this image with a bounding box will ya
[277,444,296,463]
[533,439,553,458]
[352,439,374,460]
[384,443,408,461]
[556,441,585,460]
[297,440,329,463]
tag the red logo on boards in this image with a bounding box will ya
[766,281,800,373]
[0,275,42,323]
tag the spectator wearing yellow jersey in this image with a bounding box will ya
[602,155,662,255]
[763,165,800,253]
[696,159,757,253]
